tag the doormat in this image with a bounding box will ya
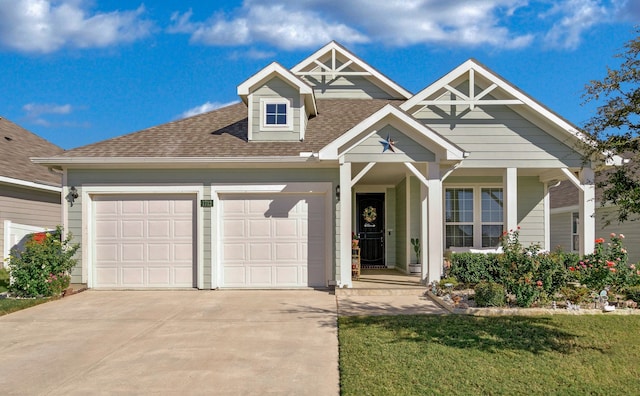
[360,265,388,269]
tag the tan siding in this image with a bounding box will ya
[0,185,60,261]
[415,105,584,168]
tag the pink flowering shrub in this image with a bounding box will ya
[571,233,640,293]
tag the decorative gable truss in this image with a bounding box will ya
[237,62,317,141]
[291,41,411,100]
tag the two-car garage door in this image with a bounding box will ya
[92,192,326,289]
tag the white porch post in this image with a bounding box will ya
[579,168,596,256]
[339,161,353,288]
[504,168,518,232]
[426,163,442,283]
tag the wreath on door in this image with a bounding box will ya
[362,206,377,223]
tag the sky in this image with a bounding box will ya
[0,0,639,150]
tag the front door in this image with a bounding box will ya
[356,193,385,266]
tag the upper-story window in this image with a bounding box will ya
[261,98,292,130]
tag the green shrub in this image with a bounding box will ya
[474,282,506,307]
[560,286,592,304]
[449,253,502,284]
[625,286,640,303]
[8,226,79,298]
[570,233,640,292]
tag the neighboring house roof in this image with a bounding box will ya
[45,99,399,161]
[0,116,63,187]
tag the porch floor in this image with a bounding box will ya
[337,268,427,296]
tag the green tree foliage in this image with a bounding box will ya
[583,27,640,223]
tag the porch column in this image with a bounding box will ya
[426,163,442,283]
[579,168,595,256]
[339,161,353,288]
[504,168,518,232]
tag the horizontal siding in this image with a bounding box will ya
[596,207,640,264]
[301,62,396,99]
[415,105,584,168]
[517,177,545,248]
[251,77,301,141]
[550,212,572,253]
[345,125,436,163]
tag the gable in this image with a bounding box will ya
[291,41,411,100]
[343,125,436,163]
[250,76,302,141]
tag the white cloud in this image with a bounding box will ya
[168,0,534,50]
[22,102,75,126]
[0,0,154,53]
[542,0,611,49]
[178,101,239,119]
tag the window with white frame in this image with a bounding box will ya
[572,212,579,251]
[445,186,504,248]
[261,98,292,129]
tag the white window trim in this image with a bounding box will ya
[444,184,504,248]
[571,212,580,252]
[260,97,293,131]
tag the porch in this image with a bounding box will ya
[335,268,427,296]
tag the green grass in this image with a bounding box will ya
[339,314,640,395]
[0,298,49,316]
[0,267,8,293]
[0,268,50,315]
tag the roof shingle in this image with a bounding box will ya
[0,117,63,185]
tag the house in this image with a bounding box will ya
[550,179,640,264]
[1,116,63,265]
[33,42,600,289]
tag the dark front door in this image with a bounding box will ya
[356,193,385,266]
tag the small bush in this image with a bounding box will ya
[449,253,502,284]
[474,282,506,307]
[560,286,592,304]
[625,286,640,303]
[8,226,79,298]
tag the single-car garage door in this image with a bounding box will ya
[94,195,195,288]
[221,193,326,288]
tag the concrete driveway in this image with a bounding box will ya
[0,290,339,395]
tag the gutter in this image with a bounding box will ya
[31,155,323,166]
[0,175,61,192]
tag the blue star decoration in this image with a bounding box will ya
[379,133,397,153]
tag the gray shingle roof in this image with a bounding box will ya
[0,116,63,185]
[57,99,400,158]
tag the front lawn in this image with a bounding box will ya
[0,298,49,316]
[339,314,640,395]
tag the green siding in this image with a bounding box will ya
[517,176,545,248]
[251,77,302,141]
[395,178,407,271]
[595,207,640,264]
[414,105,584,168]
[344,125,436,163]
[550,211,573,253]
[301,63,397,99]
[446,176,503,184]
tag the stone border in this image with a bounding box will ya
[426,291,640,316]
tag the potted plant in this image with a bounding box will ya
[409,238,421,274]
[352,232,359,248]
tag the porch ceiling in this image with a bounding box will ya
[351,162,409,185]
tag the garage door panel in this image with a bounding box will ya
[248,219,271,237]
[122,221,144,238]
[122,244,144,261]
[275,243,298,260]
[94,195,195,288]
[249,243,271,260]
[122,200,144,214]
[221,193,325,288]
[223,219,245,237]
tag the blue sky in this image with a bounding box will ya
[0,0,638,150]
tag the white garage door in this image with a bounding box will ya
[221,193,326,288]
[94,195,195,288]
